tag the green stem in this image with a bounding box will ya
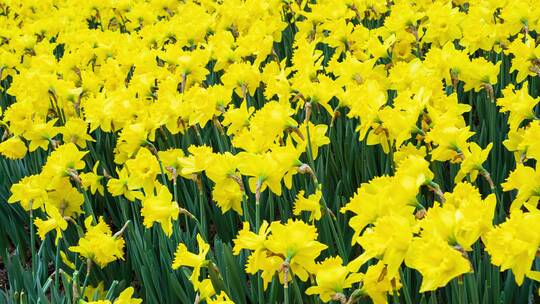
[174,179,189,232]
[386,140,395,174]
[193,125,204,145]
[104,280,119,300]
[29,206,36,276]
[146,141,168,186]
[240,194,251,226]
[481,168,504,218]
[255,179,264,303]
[305,118,347,260]
[198,187,207,241]
[157,158,168,186]
[78,184,96,223]
[212,117,227,152]
[80,277,89,302]
[283,259,290,304]
[480,169,496,193]
[79,260,92,303]
[255,201,261,234]
[54,236,61,294]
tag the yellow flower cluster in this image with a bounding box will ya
[1,0,540,302]
[83,287,142,304]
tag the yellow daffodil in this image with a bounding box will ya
[348,214,414,278]
[359,261,401,304]
[34,205,68,244]
[61,117,95,148]
[172,234,210,289]
[8,174,48,211]
[44,178,85,217]
[454,142,492,183]
[233,221,270,274]
[305,256,362,302]
[293,190,323,222]
[125,147,160,195]
[114,287,142,304]
[206,291,235,304]
[23,119,60,152]
[405,236,471,292]
[497,83,539,131]
[69,217,125,268]
[264,220,327,284]
[484,208,540,285]
[107,167,144,202]
[0,136,27,159]
[140,182,179,237]
[41,143,88,182]
[80,162,105,195]
[502,164,540,210]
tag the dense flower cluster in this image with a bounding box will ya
[1,0,540,303]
